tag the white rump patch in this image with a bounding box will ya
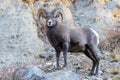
[90,28,99,45]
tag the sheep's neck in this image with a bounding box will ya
[47,25,57,33]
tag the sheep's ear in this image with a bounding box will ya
[41,14,47,18]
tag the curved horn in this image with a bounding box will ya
[53,8,65,23]
[37,8,47,27]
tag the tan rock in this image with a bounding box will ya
[22,0,35,3]
[97,0,110,4]
[111,5,120,17]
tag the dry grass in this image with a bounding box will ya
[107,67,120,75]
[0,58,46,80]
[0,63,30,80]
[110,48,120,61]
[100,27,120,39]
[99,26,120,53]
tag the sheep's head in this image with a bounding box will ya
[37,7,64,28]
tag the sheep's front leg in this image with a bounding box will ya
[63,42,69,68]
[55,50,61,69]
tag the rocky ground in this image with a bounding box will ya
[1,50,120,80]
[0,0,120,80]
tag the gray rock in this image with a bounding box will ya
[39,52,53,61]
[14,65,81,80]
[97,78,103,80]
[107,78,112,80]
[0,0,46,68]
[70,0,116,40]
[34,1,44,8]
[105,1,117,9]
[14,65,47,80]
[86,76,103,80]
[47,70,81,80]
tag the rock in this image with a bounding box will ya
[47,70,80,80]
[14,65,47,80]
[70,0,117,39]
[34,1,45,8]
[107,78,112,80]
[112,6,120,17]
[39,52,53,61]
[99,70,104,76]
[96,78,103,80]
[105,1,117,10]
[22,0,35,3]
[86,76,103,80]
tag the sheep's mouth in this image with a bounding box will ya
[47,20,54,27]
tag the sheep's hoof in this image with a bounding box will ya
[56,66,62,70]
[63,67,67,70]
[88,73,94,76]
[94,73,99,76]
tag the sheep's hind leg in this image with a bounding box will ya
[84,49,96,76]
[92,50,100,75]
[88,45,100,76]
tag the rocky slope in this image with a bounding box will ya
[0,0,48,68]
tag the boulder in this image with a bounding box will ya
[14,65,47,80]
[47,70,80,80]
[0,0,45,68]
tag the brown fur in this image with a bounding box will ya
[47,25,97,53]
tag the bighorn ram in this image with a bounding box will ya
[37,7,100,76]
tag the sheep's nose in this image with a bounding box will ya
[47,20,53,26]
[49,21,51,24]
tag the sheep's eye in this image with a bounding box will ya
[42,14,47,18]
[54,14,59,18]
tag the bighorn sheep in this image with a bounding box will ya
[37,7,100,76]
